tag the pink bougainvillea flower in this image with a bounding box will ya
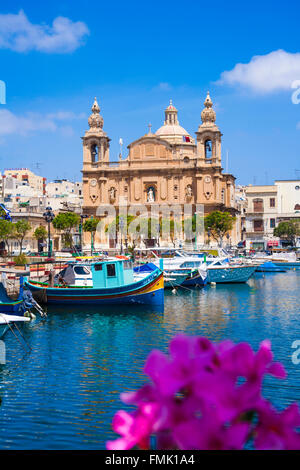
[255,402,300,450]
[106,402,160,450]
[106,334,300,451]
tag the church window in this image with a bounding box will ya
[205,140,212,159]
[91,144,98,163]
[145,144,155,156]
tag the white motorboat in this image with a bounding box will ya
[0,313,30,339]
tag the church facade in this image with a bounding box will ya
[82,93,238,246]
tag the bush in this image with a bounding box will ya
[13,253,29,266]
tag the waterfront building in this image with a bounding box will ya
[275,180,300,220]
[244,185,278,251]
[82,94,237,249]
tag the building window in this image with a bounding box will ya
[254,219,264,232]
[221,189,225,203]
[205,140,212,160]
[270,198,275,207]
[270,218,275,228]
[253,199,264,212]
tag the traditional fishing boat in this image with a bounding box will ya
[0,269,36,314]
[25,259,164,306]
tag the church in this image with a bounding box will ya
[82,93,238,247]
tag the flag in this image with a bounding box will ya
[182,136,190,142]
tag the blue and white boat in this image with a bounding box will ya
[135,249,207,288]
[25,258,164,306]
[255,261,286,273]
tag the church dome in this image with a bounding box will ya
[156,123,190,137]
[155,100,192,142]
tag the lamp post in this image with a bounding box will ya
[119,217,124,255]
[226,232,230,248]
[90,215,95,256]
[207,230,211,248]
[79,214,88,254]
[156,222,160,247]
[43,206,55,258]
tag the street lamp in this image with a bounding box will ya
[119,217,124,255]
[156,222,160,247]
[79,214,88,254]
[43,206,55,258]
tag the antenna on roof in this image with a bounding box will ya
[33,162,42,174]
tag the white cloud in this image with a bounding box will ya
[0,109,85,137]
[217,50,300,93]
[153,82,172,91]
[0,10,89,53]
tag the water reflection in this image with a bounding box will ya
[0,271,299,448]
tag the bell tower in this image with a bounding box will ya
[82,97,110,167]
[196,92,222,167]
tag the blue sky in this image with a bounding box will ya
[1,0,300,184]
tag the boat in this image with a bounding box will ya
[206,263,258,283]
[25,258,164,306]
[255,261,287,273]
[252,252,300,269]
[134,248,207,288]
[0,313,30,339]
[0,269,36,314]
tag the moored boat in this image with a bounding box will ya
[255,261,287,273]
[0,269,35,314]
[25,259,164,306]
[207,264,257,283]
[0,313,30,339]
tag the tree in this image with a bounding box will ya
[52,212,81,249]
[204,211,236,247]
[83,218,100,255]
[273,220,300,246]
[0,219,14,256]
[33,226,48,252]
[14,220,32,254]
[105,214,137,247]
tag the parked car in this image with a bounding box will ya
[11,248,31,256]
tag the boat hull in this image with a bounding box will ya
[207,265,257,283]
[25,271,164,306]
[182,271,207,287]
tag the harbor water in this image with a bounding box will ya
[0,270,300,449]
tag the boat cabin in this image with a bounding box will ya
[55,260,135,288]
